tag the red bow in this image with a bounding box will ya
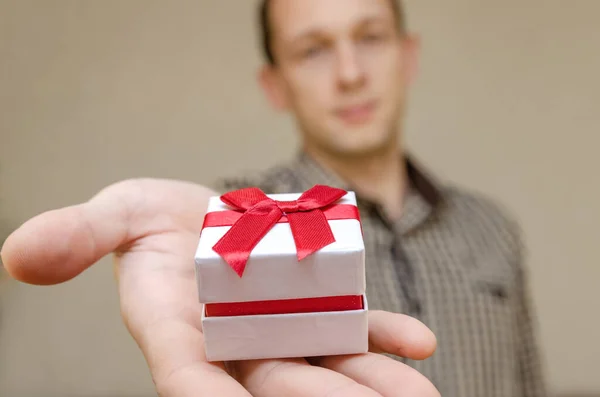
[212,185,348,277]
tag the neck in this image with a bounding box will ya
[304,142,407,220]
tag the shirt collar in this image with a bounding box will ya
[288,150,445,234]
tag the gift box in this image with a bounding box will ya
[194,185,368,362]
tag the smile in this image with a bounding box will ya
[335,100,378,125]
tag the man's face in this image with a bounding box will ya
[261,0,419,158]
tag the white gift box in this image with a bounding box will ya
[194,189,368,362]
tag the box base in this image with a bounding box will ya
[201,294,369,362]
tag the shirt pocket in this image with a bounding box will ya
[463,259,520,388]
[469,257,518,316]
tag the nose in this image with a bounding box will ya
[336,41,366,91]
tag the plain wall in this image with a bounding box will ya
[1,0,598,396]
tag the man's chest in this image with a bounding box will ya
[362,221,521,395]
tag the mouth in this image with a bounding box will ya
[335,100,378,125]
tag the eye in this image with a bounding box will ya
[360,31,385,43]
[301,44,326,59]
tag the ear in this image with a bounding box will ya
[401,33,421,86]
[257,65,289,111]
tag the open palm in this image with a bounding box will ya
[1,178,439,397]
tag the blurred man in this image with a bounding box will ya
[216,0,548,396]
[1,0,546,396]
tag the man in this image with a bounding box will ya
[0,0,546,396]
[217,0,548,396]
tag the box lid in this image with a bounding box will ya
[194,191,365,303]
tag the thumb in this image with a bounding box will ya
[1,181,134,285]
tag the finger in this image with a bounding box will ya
[0,191,129,285]
[368,310,437,360]
[0,178,213,285]
[236,358,383,397]
[0,179,142,284]
[316,353,440,397]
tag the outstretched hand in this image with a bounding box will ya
[1,178,439,397]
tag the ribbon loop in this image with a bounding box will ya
[211,185,348,277]
[220,187,271,210]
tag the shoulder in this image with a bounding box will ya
[210,160,303,195]
[438,184,526,261]
[442,185,521,231]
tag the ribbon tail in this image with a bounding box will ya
[287,210,336,261]
[212,203,281,277]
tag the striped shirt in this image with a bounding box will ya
[213,151,547,397]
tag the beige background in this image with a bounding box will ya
[1,0,599,396]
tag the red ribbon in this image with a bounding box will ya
[209,185,348,277]
[205,295,363,317]
[202,203,359,228]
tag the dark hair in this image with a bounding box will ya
[259,0,406,65]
